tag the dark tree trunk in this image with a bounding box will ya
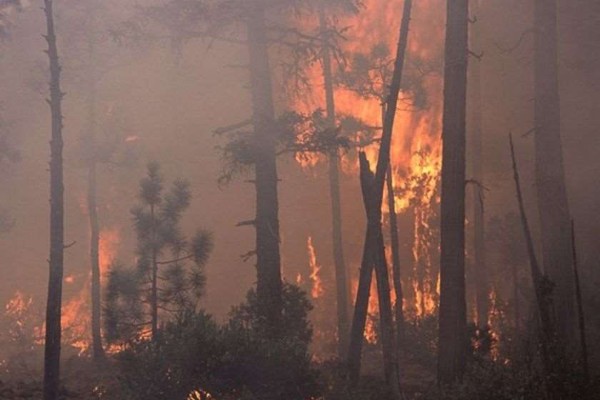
[247,4,282,334]
[319,5,350,359]
[509,133,555,378]
[534,0,574,349]
[356,154,400,398]
[88,162,104,359]
[150,204,158,339]
[86,31,105,359]
[438,0,468,385]
[512,261,520,333]
[386,168,405,351]
[468,0,488,331]
[43,0,65,398]
[347,217,374,381]
[570,221,589,383]
[347,0,412,391]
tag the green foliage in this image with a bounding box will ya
[106,283,321,400]
[104,162,213,343]
[111,311,222,400]
[419,358,596,400]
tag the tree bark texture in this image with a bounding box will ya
[247,4,282,334]
[43,0,65,398]
[438,0,468,385]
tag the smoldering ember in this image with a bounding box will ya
[0,0,598,399]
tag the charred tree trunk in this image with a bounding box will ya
[319,5,350,358]
[43,0,65,398]
[512,261,520,333]
[438,0,468,385]
[468,0,488,331]
[347,0,412,391]
[386,168,405,350]
[357,154,400,398]
[86,29,105,360]
[347,219,374,382]
[88,161,104,359]
[570,221,589,383]
[534,0,574,349]
[509,133,556,379]
[150,204,159,339]
[247,4,282,334]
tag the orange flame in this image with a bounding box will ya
[293,1,444,319]
[351,278,379,344]
[487,288,504,361]
[27,228,121,355]
[307,236,324,299]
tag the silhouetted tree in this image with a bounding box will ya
[339,42,408,357]
[316,0,358,359]
[105,162,212,342]
[468,0,489,332]
[42,0,65,398]
[438,0,468,385]
[533,0,574,351]
[347,1,412,395]
[245,2,283,336]
[509,133,558,389]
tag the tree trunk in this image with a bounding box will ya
[468,0,488,331]
[386,168,405,351]
[438,0,468,385]
[356,154,400,398]
[150,204,158,339]
[43,0,65,398]
[512,261,520,333]
[319,5,350,359]
[347,216,374,381]
[570,221,589,383]
[347,0,412,391]
[88,162,104,359]
[534,0,574,349]
[509,133,555,379]
[86,28,105,360]
[247,4,282,334]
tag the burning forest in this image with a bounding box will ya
[0,0,599,399]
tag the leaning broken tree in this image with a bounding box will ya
[509,133,557,385]
[347,0,412,393]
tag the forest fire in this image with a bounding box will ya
[61,228,120,353]
[307,236,324,299]
[1,228,121,355]
[350,278,379,345]
[294,0,444,322]
[0,0,597,397]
